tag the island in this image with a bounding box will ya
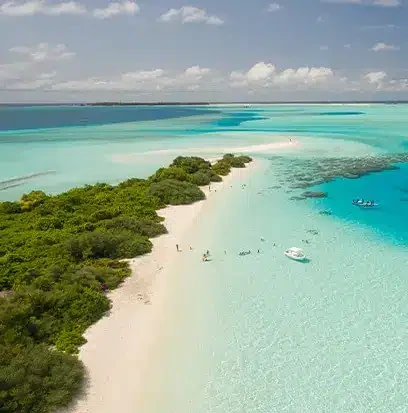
[0,154,252,413]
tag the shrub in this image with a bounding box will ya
[222,154,245,168]
[66,231,152,261]
[81,260,131,289]
[55,329,87,354]
[148,179,205,205]
[237,155,252,163]
[150,167,190,183]
[66,231,118,261]
[171,156,211,174]
[90,208,120,223]
[209,171,223,182]
[20,191,48,212]
[0,343,85,413]
[36,217,64,231]
[104,216,167,238]
[0,201,21,214]
[189,170,212,186]
[211,160,231,176]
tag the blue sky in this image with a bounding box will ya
[0,0,407,102]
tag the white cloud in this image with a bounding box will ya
[38,71,57,79]
[10,43,75,61]
[9,75,56,90]
[365,71,387,83]
[0,62,30,83]
[0,50,63,90]
[184,66,211,78]
[158,6,224,25]
[247,62,276,82]
[321,0,400,6]
[0,1,86,16]
[50,65,214,92]
[344,44,352,48]
[267,3,282,12]
[317,15,326,23]
[372,0,400,5]
[49,78,114,91]
[274,67,334,85]
[44,1,86,15]
[121,69,165,82]
[320,45,329,51]
[93,1,139,19]
[361,24,399,29]
[371,42,400,51]
[230,62,334,89]
[386,78,408,91]
[1,45,404,97]
[0,1,140,18]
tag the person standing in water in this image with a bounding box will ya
[176,244,179,252]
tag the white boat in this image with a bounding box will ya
[284,247,306,262]
[352,199,378,208]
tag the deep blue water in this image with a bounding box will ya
[211,111,266,127]
[318,111,364,116]
[0,105,216,131]
[312,164,408,244]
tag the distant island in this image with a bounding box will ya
[0,154,251,413]
[1,100,408,107]
[81,100,408,106]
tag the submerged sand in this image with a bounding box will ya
[111,140,299,164]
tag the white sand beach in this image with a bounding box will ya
[111,139,299,164]
[66,159,260,413]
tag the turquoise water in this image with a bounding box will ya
[2,104,408,411]
[315,164,408,245]
[139,160,408,412]
[2,104,408,200]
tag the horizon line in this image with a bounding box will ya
[1,100,408,106]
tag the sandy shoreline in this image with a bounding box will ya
[65,159,258,413]
[112,140,299,164]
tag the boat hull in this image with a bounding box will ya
[284,252,306,262]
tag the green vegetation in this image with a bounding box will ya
[212,154,252,176]
[0,154,251,413]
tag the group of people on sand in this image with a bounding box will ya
[177,237,275,262]
[239,250,252,256]
[239,249,261,256]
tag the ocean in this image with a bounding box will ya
[2,103,408,411]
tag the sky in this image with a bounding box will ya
[0,0,407,102]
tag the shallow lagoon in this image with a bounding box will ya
[1,103,408,200]
[2,104,408,411]
[138,159,408,412]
